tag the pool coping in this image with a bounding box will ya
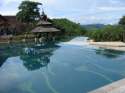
[89,78,125,93]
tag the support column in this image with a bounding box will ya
[35,37,38,43]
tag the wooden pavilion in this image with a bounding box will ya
[31,12,61,42]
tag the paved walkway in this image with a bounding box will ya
[89,78,125,93]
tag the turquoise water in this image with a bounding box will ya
[0,37,125,93]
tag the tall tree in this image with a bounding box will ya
[16,1,42,23]
[119,16,125,25]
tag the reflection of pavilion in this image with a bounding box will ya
[0,43,60,70]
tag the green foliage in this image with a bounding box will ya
[86,25,125,42]
[52,18,86,36]
[16,1,42,23]
[86,15,125,42]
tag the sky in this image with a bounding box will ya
[0,0,125,24]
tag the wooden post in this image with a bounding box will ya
[35,37,37,43]
[39,37,43,43]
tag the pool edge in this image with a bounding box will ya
[89,78,125,93]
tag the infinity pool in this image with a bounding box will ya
[0,37,125,93]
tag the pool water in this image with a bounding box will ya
[0,37,125,93]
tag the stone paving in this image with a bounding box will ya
[89,78,125,93]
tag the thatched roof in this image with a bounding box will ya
[32,16,60,33]
[32,26,60,33]
[37,20,52,26]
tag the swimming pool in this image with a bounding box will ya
[0,37,125,93]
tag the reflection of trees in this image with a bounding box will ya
[21,53,51,71]
[95,49,125,58]
[0,55,8,67]
[0,43,60,70]
[20,44,60,71]
[20,49,51,71]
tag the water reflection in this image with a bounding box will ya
[0,43,60,71]
[95,48,125,58]
[1,37,125,93]
[0,55,8,67]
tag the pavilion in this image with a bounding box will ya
[31,12,61,42]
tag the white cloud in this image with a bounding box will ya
[3,0,22,4]
[30,0,57,5]
[98,6,125,11]
[0,10,18,15]
[109,0,120,4]
[2,0,56,6]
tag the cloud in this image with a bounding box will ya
[0,11,18,15]
[30,0,57,5]
[98,6,125,11]
[0,0,125,24]
[76,15,120,24]
[2,0,24,4]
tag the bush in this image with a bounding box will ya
[86,25,125,42]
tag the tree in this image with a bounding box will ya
[16,1,42,23]
[119,16,125,25]
[119,16,125,42]
[86,25,125,42]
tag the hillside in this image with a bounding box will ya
[52,18,87,36]
[82,24,105,30]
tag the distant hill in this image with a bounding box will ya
[81,24,105,30]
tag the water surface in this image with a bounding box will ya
[0,37,125,93]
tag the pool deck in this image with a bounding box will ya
[89,78,125,93]
[89,41,125,51]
